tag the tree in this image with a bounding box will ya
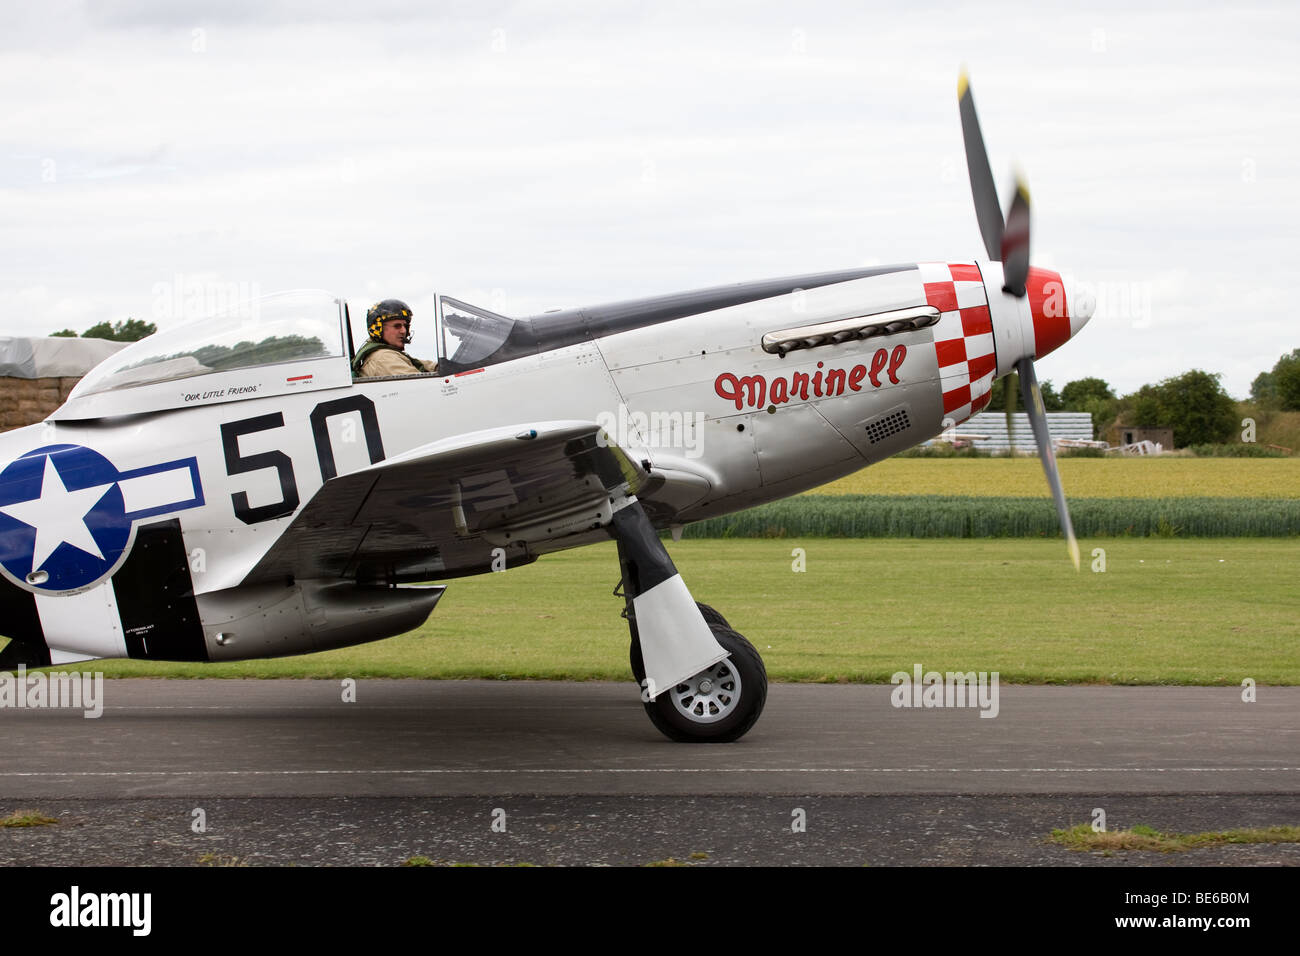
[1038,379,1065,412]
[1060,377,1115,407]
[114,318,156,342]
[1251,369,1277,403]
[1127,383,1163,429]
[1122,369,1237,446]
[80,318,156,342]
[1271,349,1300,411]
[80,321,115,340]
[50,329,78,337]
[1061,377,1118,437]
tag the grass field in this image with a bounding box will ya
[810,458,1300,498]
[27,538,1299,684]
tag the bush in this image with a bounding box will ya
[897,444,990,458]
[1186,443,1290,458]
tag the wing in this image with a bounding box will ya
[246,420,649,584]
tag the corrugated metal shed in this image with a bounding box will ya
[946,412,1095,452]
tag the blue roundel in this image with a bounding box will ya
[0,444,132,592]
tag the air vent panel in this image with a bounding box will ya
[864,408,911,444]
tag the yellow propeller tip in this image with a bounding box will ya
[958,70,970,99]
[1011,167,1031,202]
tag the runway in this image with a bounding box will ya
[3,680,1298,797]
[2,680,1298,865]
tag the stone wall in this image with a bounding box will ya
[1,376,81,432]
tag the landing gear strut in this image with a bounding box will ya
[613,497,767,743]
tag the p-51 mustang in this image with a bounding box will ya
[0,76,1093,741]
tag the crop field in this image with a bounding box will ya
[29,538,1299,684]
[658,457,1300,539]
[683,495,1300,538]
[811,457,1300,499]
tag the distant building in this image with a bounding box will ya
[1109,425,1174,450]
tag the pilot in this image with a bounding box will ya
[352,299,439,377]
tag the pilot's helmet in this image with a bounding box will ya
[366,299,413,341]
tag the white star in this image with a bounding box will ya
[0,456,115,571]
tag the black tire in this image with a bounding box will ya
[643,625,767,743]
[629,602,729,685]
[696,602,730,630]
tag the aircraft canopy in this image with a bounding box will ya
[51,290,352,420]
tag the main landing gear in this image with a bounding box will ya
[612,498,768,743]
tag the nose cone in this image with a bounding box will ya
[1065,277,1095,339]
[1024,267,1090,361]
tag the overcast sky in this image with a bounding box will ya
[2,0,1297,398]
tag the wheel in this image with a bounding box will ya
[629,602,730,685]
[643,625,767,743]
[696,602,730,629]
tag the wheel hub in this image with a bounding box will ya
[669,659,741,724]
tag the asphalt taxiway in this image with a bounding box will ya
[2,680,1297,865]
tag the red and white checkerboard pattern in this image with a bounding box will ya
[919,262,997,426]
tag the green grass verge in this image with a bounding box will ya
[1050,823,1300,852]
[14,539,1299,683]
[682,496,1300,538]
[0,810,58,828]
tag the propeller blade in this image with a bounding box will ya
[1000,175,1031,297]
[958,70,1004,262]
[1015,356,1080,571]
[1004,370,1017,457]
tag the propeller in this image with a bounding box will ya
[958,70,1079,570]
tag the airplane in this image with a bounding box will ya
[0,75,1094,742]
